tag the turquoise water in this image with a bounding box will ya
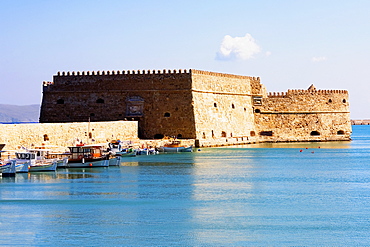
[1,126,370,246]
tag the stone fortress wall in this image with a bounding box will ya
[38,69,352,147]
[254,85,351,142]
[0,121,138,151]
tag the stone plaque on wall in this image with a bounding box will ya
[126,96,144,117]
[253,97,262,106]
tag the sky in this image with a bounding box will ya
[1,0,369,119]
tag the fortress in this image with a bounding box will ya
[39,69,351,147]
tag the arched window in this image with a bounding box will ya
[164,112,171,117]
[177,134,183,139]
[343,99,347,103]
[231,104,235,109]
[337,130,345,135]
[260,131,273,136]
[221,131,227,137]
[43,134,49,141]
[96,98,104,103]
[250,131,256,136]
[57,99,64,104]
[328,99,332,103]
[310,131,320,136]
[154,134,164,139]
[214,103,217,107]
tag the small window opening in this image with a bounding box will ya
[214,103,217,107]
[212,130,215,138]
[177,134,183,139]
[202,132,206,139]
[221,131,227,137]
[231,104,235,109]
[154,134,164,139]
[164,112,171,117]
[260,131,273,136]
[90,113,95,117]
[310,131,320,136]
[343,99,347,103]
[96,98,104,104]
[57,99,64,104]
[337,130,345,135]
[328,99,332,103]
[255,109,261,113]
[230,133,233,137]
[250,131,256,136]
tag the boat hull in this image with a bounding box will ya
[29,161,57,172]
[159,146,193,152]
[67,158,109,168]
[108,156,121,166]
[0,160,16,176]
[15,162,30,173]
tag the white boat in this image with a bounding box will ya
[66,144,109,168]
[31,146,70,168]
[158,146,193,152]
[158,141,193,153]
[0,144,16,176]
[0,159,16,177]
[14,151,57,172]
[136,148,159,155]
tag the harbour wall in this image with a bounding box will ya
[0,121,139,151]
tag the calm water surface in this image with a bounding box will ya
[1,126,370,246]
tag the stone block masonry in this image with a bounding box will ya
[0,121,138,150]
[39,69,352,147]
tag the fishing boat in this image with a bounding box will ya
[66,144,109,168]
[158,141,193,153]
[14,151,57,172]
[32,146,70,168]
[0,159,16,177]
[108,140,136,157]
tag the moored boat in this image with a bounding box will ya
[0,159,16,177]
[14,151,57,172]
[158,141,193,153]
[67,144,109,168]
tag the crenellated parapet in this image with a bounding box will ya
[56,69,191,77]
[268,87,348,98]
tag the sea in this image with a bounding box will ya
[1,125,370,246]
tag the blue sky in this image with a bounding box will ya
[1,0,369,119]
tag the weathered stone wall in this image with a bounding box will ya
[190,70,260,141]
[0,121,138,150]
[39,69,352,146]
[254,87,351,142]
[40,69,196,139]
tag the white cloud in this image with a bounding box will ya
[265,51,272,57]
[216,33,261,60]
[312,56,327,62]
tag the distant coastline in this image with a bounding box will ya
[0,104,39,123]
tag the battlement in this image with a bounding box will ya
[53,69,261,82]
[268,88,348,98]
[55,68,191,77]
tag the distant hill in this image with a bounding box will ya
[0,104,40,123]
